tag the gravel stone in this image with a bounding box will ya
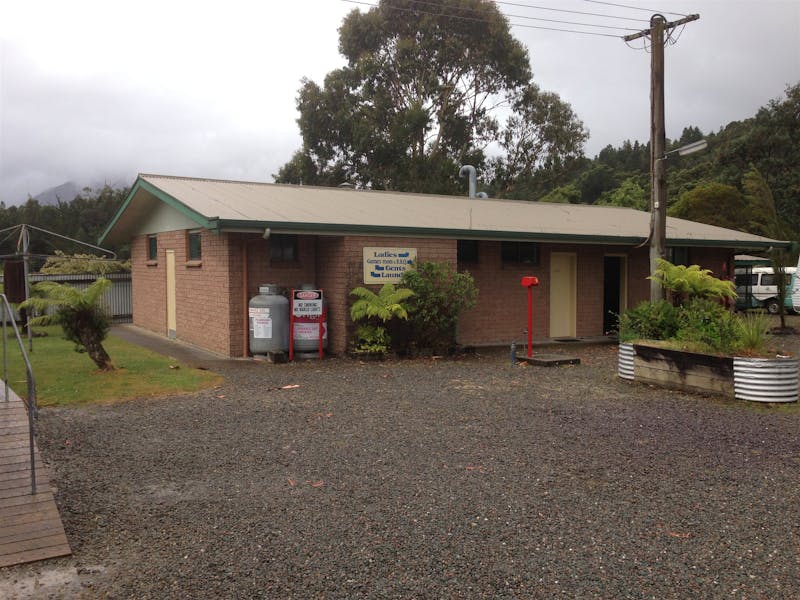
[3,324,800,599]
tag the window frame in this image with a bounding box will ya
[501,241,540,265]
[270,234,299,263]
[147,235,158,262]
[187,229,202,263]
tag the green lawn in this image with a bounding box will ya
[2,326,223,407]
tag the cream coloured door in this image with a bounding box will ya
[166,250,177,339]
[549,252,577,338]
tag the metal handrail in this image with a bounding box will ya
[1,293,38,494]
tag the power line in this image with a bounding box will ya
[582,0,687,18]
[341,1,628,38]
[408,0,639,31]
[493,0,649,23]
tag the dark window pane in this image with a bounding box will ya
[148,236,157,261]
[669,247,689,266]
[501,241,539,265]
[457,240,478,263]
[270,234,298,261]
[188,231,202,260]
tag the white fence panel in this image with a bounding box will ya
[0,273,132,323]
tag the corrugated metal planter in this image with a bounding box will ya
[733,357,799,403]
[619,343,799,403]
[618,343,635,380]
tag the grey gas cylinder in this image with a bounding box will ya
[248,284,289,354]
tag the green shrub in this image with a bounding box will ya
[674,298,739,354]
[734,311,771,355]
[618,300,678,342]
[398,261,478,354]
[38,251,131,274]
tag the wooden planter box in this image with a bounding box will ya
[618,343,799,402]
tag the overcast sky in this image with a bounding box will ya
[0,0,797,204]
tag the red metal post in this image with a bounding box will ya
[520,276,539,359]
[527,286,533,358]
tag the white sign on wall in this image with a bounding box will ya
[363,247,417,284]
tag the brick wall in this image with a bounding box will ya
[132,228,740,357]
[131,230,238,356]
[458,242,614,345]
[131,234,167,335]
[325,236,457,354]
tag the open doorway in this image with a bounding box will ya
[603,256,626,334]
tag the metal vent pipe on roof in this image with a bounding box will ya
[459,165,478,198]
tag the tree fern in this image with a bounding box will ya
[349,284,414,322]
[22,279,115,370]
[649,258,736,304]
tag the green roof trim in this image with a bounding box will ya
[217,219,647,245]
[217,219,792,249]
[99,177,218,245]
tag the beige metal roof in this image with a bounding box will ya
[100,174,790,250]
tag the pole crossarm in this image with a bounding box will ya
[623,14,699,41]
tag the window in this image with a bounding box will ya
[187,230,202,261]
[147,235,158,261]
[668,247,689,266]
[501,241,539,265]
[270,234,298,262]
[457,240,479,263]
[761,274,776,286]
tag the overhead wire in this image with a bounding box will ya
[400,0,639,31]
[582,0,687,18]
[342,0,632,38]
[493,0,649,22]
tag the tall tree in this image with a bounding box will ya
[275,0,586,194]
[668,183,749,230]
[741,165,781,238]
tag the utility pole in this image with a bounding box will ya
[624,13,699,302]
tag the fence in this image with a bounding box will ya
[0,273,132,323]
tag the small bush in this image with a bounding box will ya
[674,298,739,354]
[399,262,478,354]
[734,311,771,355]
[618,300,678,342]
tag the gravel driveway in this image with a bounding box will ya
[3,325,800,599]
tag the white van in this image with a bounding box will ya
[793,255,800,313]
[735,265,797,314]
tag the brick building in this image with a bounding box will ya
[100,174,789,357]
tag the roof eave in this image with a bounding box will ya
[99,176,219,245]
[217,219,647,245]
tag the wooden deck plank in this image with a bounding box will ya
[0,533,70,555]
[0,544,72,568]
[0,518,65,544]
[0,473,49,492]
[0,389,71,567]
[0,492,56,509]
[0,506,63,529]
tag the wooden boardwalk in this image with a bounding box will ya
[0,389,71,568]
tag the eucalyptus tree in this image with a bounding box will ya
[276,0,587,195]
